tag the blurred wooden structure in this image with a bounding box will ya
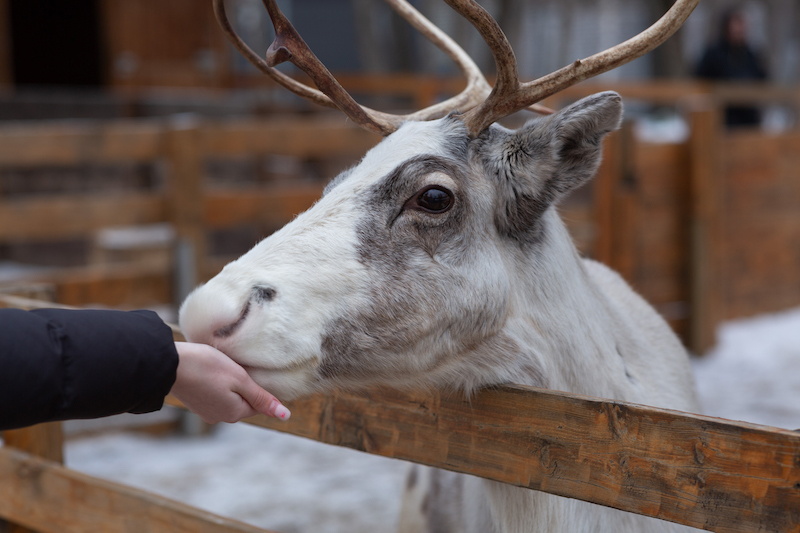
[2,81,800,352]
[553,82,800,353]
[1,293,799,533]
[0,115,378,310]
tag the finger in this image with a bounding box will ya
[235,378,291,421]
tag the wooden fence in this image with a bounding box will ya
[2,84,800,351]
[1,292,799,533]
[0,114,379,309]
[2,84,800,531]
[3,81,800,352]
[580,83,800,353]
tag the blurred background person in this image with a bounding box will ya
[695,9,768,128]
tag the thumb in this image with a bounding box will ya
[236,378,291,421]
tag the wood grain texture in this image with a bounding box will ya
[2,295,798,532]
[2,423,64,465]
[2,424,65,533]
[718,131,800,322]
[170,385,800,533]
[0,448,276,533]
[0,266,172,309]
[0,116,376,168]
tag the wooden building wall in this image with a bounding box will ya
[100,0,228,89]
[0,0,11,87]
[591,131,692,343]
[591,111,800,353]
[719,131,800,320]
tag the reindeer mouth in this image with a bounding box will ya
[213,286,276,339]
[214,301,251,339]
[242,358,319,374]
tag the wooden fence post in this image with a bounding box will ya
[1,288,64,533]
[688,102,724,354]
[165,115,205,302]
[164,116,214,435]
[2,424,66,533]
[593,121,638,281]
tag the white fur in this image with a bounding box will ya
[179,99,701,533]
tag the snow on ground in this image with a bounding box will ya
[65,306,800,532]
[66,423,408,533]
[692,305,800,431]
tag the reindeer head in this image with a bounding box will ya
[179,0,696,399]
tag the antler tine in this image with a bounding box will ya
[260,0,409,135]
[214,0,399,135]
[383,0,488,120]
[214,0,557,135]
[456,0,700,136]
[381,0,552,119]
[212,0,334,109]
[214,0,549,137]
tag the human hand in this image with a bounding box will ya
[171,342,291,424]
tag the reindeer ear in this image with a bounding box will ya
[480,91,622,243]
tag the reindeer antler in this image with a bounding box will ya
[213,0,534,136]
[214,0,699,137]
[448,0,700,135]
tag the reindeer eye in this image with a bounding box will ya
[409,186,453,214]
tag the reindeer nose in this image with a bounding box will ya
[179,282,246,344]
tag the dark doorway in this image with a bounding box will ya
[10,0,104,87]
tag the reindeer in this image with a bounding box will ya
[180,1,702,531]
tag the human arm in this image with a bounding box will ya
[0,308,289,430]
[0,308,178,430]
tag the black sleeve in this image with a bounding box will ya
[0,308,178,431]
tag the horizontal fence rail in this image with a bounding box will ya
[0,447,276,533]
[200,387,800,533]
[2,294,799,533]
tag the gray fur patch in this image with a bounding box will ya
[473,92,622,246]
[422,469,465,533]
[317,148,518,390]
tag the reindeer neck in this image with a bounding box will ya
[503,209,630,399]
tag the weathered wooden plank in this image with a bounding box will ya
[548,80,800,108]
[717,131,800,323]
[688,105,724,354]
[53,266,172,308]
[0,121,163,167]
[165,120,205,302]
[0,193,167,240]
[4,292,794,533]
[101,0,228,89]
[0,448,276,533]
[2,423,66,533]
[2,422,64,465]
[218,386,800,533]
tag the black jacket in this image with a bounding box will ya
[1,308,178,430]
